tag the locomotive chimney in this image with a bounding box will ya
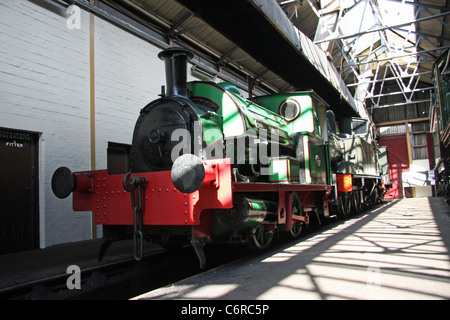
[158,47,194,98]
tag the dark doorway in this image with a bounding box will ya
[0,128,39,254]
[107,142,130,175]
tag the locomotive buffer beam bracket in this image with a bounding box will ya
[191,237,208,269]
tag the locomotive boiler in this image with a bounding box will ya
[52,47,389,268]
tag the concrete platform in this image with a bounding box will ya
[133,197,450,300]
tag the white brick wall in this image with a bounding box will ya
[94,16,165,170]
[0,0,92,247]
[0,0,198,248]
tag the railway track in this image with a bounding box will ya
[0,247,165,300]
[0,242,251,300]
[0,202,390,300]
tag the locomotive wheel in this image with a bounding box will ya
[338,193,352,219]
[248,225,273,251]
[289,192,304,239]
[352,190,362,214]
[290,222,303,238]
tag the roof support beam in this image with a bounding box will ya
[217,46,239,66]
[346,71,432,87]
[314,11,450,45]
[383,0,450,12]
[372,99,430,109]
[167,12,192,36]
[342,45,450,67]
[365,86,433,99]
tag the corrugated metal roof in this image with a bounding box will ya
[108,0,293,95]
[105,0,449,114]
[277,0,320,39]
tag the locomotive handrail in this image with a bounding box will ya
[232,182,332,192]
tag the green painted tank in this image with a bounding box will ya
[255,91,328,184]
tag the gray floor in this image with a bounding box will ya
[133,197,450,300]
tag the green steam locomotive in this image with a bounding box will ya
[52,48,390,267]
